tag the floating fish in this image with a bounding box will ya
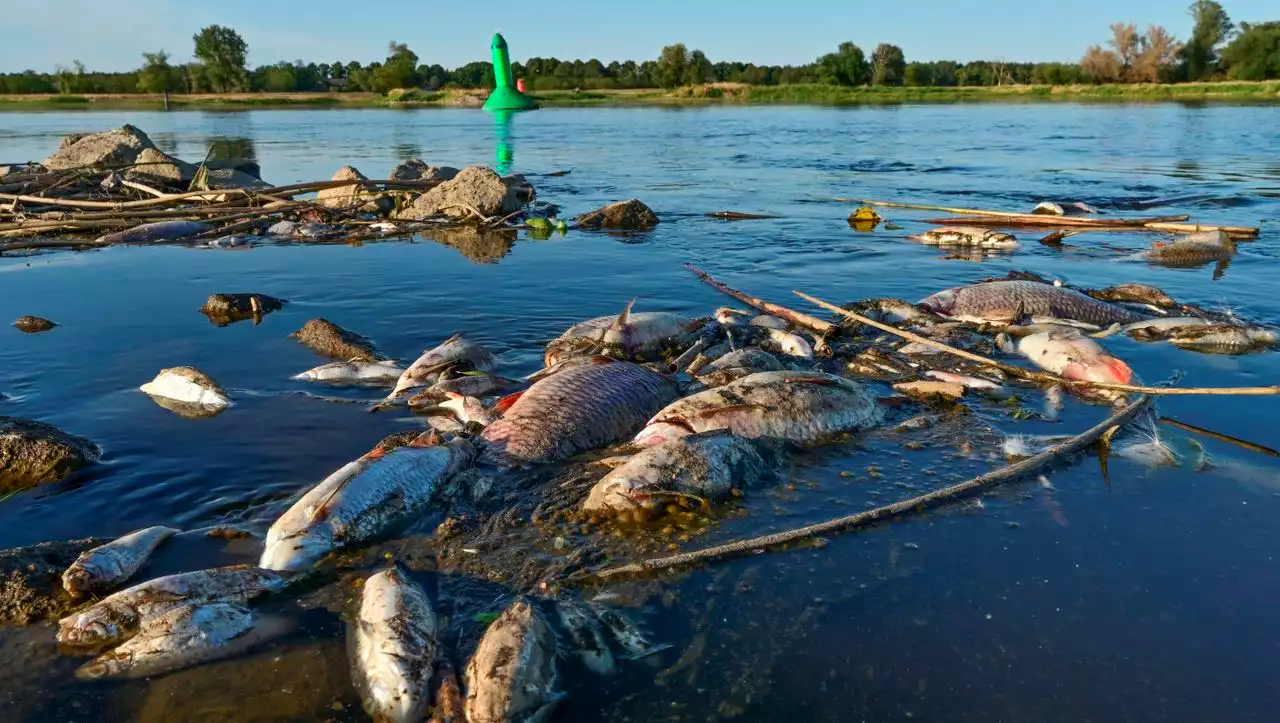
[96,220,209,245]
[555,600,615,676]
[464,599,563,723]
[544,302,699,366]
[431,373,517,398]
[57,564,288,649]
[1018,327,1134,384]
[481,360,679,466]
[352,567,438,723]
[924,370,1005,393]
[1098,316,1217,339]
[293,360,404,385]
[387,334,496,400]
[62,525,180,597]
[908,226,1019,249]
[587,604,670,660]
[919,280,1146,326]
[139,366,230,410]
[584,431,765,513]
[755,328,814,359]
[634,371,883,447]
[1085,283,1178,310]
[260,435,474,571]
[748,315,789,330]
[1145,230,1235,267]
[1168,324,1278,354]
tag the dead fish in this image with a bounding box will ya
[1099,316,1216,339]
[756,328,814,359]
[1145,230,1236,266]
[584,431,766,513]
[544,302,698,366]
[206,234,256,248]
[588,604,670,660]
[714,307,752,326]
[464,599,563,723]
[430,657,466,723]
[1168,324,1278,354]
[62,525,180,597]
[412,391,498,426]
[555,600,615,676]
[387,334,496,400]
[75,602,281,681]
[260,435,474,571]
[293,360,405,385]
[919,280,1146,326]
[56,564,289,649]
[480,360,679,466]
[908,226,1019,249]
[353,567,437,723]
[704,348,782,374]
[266,220,301,237]
[634,371,883,447]
[1085,283,1178,310]
[523,355,606,383]
[431,373,516,398]
[843,298,937,325]
[748,315,790,330]
[139,366,230,409]
[425,416,465,434]
[924,370,1005,394]
[1018,328,1134,384]
[95,220,209,245]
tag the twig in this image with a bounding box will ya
[705,211,779,220]
[922,214,1190,229]
[1160,416,1280,457]
[591,394,1154,580]
[795,291,1280,397]
[685,264,836,335]
[120,179,171,198]
[0,178,438,212]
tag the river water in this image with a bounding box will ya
[2,105,1279,722]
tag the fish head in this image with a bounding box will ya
[1062,355,1133,385]
[60,564,100,597]
[57,607,132,649]
[918,288,958,315]
[259,527,333,572]
[633,422,693,447]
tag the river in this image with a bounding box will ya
[2,104,1279,721]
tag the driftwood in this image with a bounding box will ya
[591,394,1154,580]
[1160,416,1280,457]
[705,211,780,220]
[685,264,836,335]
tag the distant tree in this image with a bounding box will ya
[903,62,933,86]
[656,43,690,87]
[687,50,715,84]
[1107,23,1142,81]
[870,44,906,86]
[1182,0,1235,80]
[817,42,869,86]
[1081,45,1123,83]
[253,62,298,92]
[1134,25,1182,82]
[371,42,421,92]
[193,25,249,91]
[137,51,180,93]
[1222,21,1280,80]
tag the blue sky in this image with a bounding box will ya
[1,0,1275,73]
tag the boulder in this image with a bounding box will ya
[391,159,460,183]
[42,125,157,171]
[200,293,287,327]
[13,316,56,333]
[124,148,196,187]
[290,318,377,361]
[316,165,373,210]
[0,417,101,490]
[0,537,108,626]
[393,166,528,221]
[576,199,659,230]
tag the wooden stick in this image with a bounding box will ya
[922,214,1190,228]
[795,291,1280,397]
[685,264,836,335]
[0,178,436,211]
[843,198,1182,225]
[592,394,1154,580]
[1159,416,1280,457]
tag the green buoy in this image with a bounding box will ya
[483,32,538,112]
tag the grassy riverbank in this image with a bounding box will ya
[1,81,1276,110]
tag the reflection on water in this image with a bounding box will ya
[207,138,257,163]
[1,104,1280,722]
[492,110,517,175]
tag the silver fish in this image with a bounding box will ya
[634,371,883,447]
[481,360,679,466]
[587,604,669,660]
[584,431,765,512]
[260,436,475,571]
[95,220,209,245]
[1168,324,1278,354]
[757,328,814,359]
[293,360,404,385]
[696,348,784,387]
[56,564,288,649]
[714,307,752,326]
[1018,328,1134,384]
[431,373,516,398]
[748,315,789,330]
[555,600,615,676]
[919,280,1146,326]
[544,302,699,366]
[464,599,563,723]
[388,334,496,400]
[74,602,285,681]
[908,226,1018,249]
[845,298,937,325]
[62,525,180,597]
[353,567,438,723]
[1100,316,1216,339]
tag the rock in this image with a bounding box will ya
[290,319,377,362]
[200,294,287,327]
[13,316,56,333]
[393,166,528,221]
[0,537,109,626]
[316,166,372,210]
[503,173,536,204]
[0,417,101,490]
[42,125,157,171]
[124,148,195,187]
[892,381,965,402]
[576,199,659,230]
[391,159,459,183]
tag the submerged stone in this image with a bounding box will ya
[576,199,659,230]
[0,417,101,490]
[13,316,56,333]
[290,318,378,361]
[200,293,287,326]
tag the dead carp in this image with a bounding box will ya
[463,599,563,723]
[1168,324,1278,354]
[919,280,1146,326]
[1145,230,1236,267]
[1085,283,1178,310]
[1018,327,1134,384]
[352,567,438,723]
[387,334,496,400]
[908,226,1019,249]
[480,360,679,466]
[95,220,209,245]
[62,525,180,597]
[555,600,615,676]
[544,302,699,366]
[634,371,883,447]
[584,431,766,513]
[293,360,404,385]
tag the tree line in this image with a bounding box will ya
[1,1,1275,96]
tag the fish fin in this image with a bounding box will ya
[360,447,388,461]
[589,355,616,365]
[694,403,769,420]
[611,299,636,331]
[494,391,526,415]
[1103,356,1134,384]
[438,333,464,347]
[410,431,444,448]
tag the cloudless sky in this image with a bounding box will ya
[2,0,1275,73]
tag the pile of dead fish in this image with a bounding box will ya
[42,270,1277,721]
